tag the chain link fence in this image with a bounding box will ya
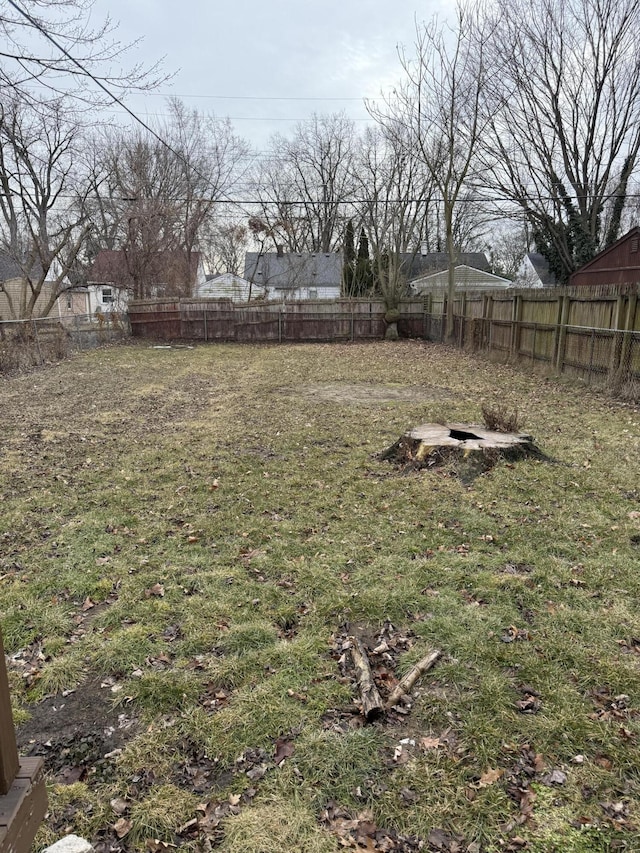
[0,314,130,374]
[423,313,640,400]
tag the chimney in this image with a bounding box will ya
[421,240,428,256]
[276,244,284,257]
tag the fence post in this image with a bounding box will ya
[74,313,82,350]
[31,320,43,364]
[555,294,571,372]
[609,294,626,377]
[531,323,537,367]
[0,630,19,796]
[203,310,208,343]
[618,292,638,380]
[587,328,596,384]
[350,307,354,342]
[512,294,523,356]
[0,625,47,852]
[278,310,282,344]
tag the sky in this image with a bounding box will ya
[87,0,455,151]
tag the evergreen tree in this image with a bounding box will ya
[354,228,374,295]
[343,219,356,296]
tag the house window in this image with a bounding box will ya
[308,288,318,300]
[101,287,114,304]
[66,295,73,309]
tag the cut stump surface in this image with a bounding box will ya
[380,423,546,479]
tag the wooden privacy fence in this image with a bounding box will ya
[128,298,431,343]
[128,285,639,390]
[425,283,640,388]
[0,629,47,853]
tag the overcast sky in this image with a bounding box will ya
[89,0,455,151]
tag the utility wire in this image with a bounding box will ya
[4,0,241,209]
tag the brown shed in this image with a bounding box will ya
[570,227,640,287]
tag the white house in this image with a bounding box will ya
[195,273,266,302]
[243,250,343,301]
[514,252,557,288]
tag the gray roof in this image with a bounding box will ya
[526,252,556,286]
[0,252,26,281]
[244,251,343,290]
[403,252,490,280]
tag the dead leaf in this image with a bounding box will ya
[543,769,567,786]
[478,767,504,787]
[246,763,268,781]
[110,797,129,815]
[81,597,95,611]
[420,735,442,751]
[113,817,133,838]
[274,736,295,766]
[145,583,165,598]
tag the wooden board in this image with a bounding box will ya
[0,758,47,853]
[0,630,19,796]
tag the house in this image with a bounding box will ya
[569,227,640,287]
[0,252,75,320]
[410,264,512,295]
[515,252,557,288]
[195,273,266,302]
[401,249,491,281]
[243,250,343,301]
[87,249,207,303]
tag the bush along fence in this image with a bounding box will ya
[128,284,639,394]
[0,314,130,373]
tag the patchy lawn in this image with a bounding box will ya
[2,340,640,853]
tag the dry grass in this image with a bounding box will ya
[1,340,640,852]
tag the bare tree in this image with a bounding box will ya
[483,0,640,282]
[252,113,356,254]
[351,124,435,306]
[0,93,90,319]
[207,222,249,275]
[0,0,166,105]
[87,100,249,299]
[371,2,492,339]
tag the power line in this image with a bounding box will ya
[144,93,365,102]
[4,0,241,209]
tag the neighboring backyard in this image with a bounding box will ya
[2,339,640,853]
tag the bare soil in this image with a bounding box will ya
[279,382,456,405]
[16,679,137,783]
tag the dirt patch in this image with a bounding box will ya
[16,678,137,782]
[280,382,456,405]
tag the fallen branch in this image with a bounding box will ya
[385,650,442,709]
[349,636,384,721]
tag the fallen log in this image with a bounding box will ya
[349,636,384,721]
[386,649,442,709]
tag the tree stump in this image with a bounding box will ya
[380,423,547,480]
